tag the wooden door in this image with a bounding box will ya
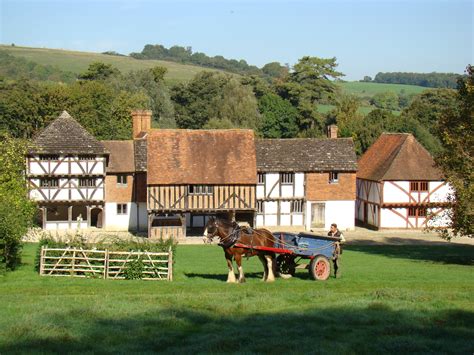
[311,203,325,228]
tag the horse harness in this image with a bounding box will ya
[218,224,255,249]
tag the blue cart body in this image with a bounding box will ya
[273,232,339,259]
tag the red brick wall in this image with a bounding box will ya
[105,174,134,202]
[306,172,356,201]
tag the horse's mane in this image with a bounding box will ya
[215,218,236,228]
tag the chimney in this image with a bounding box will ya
[327,124,338,139]
[132,110,152,138]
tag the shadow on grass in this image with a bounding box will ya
[2,306,473,353]
[184,272,263,281]
[346,243,474,266]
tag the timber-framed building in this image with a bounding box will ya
[28,110,361,238]
[356,133,451,229]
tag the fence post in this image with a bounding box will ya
[167,246,173,281]
[40,246,45,276]
[104,249,109,280]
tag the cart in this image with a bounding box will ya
[234,231,341,281]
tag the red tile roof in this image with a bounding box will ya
[146,129,257,185]
[102,140,135,172]
[357,133,443,181]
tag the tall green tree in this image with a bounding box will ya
[258,93,299,138]
[433,65,473,239]
[0,135,36,272]
[78,62,120,81]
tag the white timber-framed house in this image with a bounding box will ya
[27,111,108,230]
[255,126,358,231]
[356,133,451,229]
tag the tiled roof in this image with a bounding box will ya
[102,140,135,172]
[29,111,108,155]
[256,138,357,172]
[146,129,257,185]
[357,133,443,181]
[134,137,147,172]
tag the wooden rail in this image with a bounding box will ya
[39,246,173,281]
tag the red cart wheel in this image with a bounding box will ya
[309,255,331,281]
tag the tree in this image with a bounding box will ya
[258,93,299,138]
[432,65,473,239]
[171,72,229,129]
[402,89,457,135]
[262,62,288,79]
[0,135,36,272]
[78,62,120,81]
[150,66,168,83]
[209,78,261,130]
[370,91,399,110]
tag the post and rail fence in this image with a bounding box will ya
[39,246,173,281]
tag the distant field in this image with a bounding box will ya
[0,45,224,83]
[340,81,429,97]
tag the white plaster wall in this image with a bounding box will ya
[256,214,264,226]
[29,161,43,175]
[266,173,279,198]
[264,214,278,226]
[105,202,137,231]
[256,184,265,199]
[426,208,451,227]
[44,221,87,230]
[53,161,68,175]
[324,201,355,230]
[429,182,451,202]
[281,185,293,197]
[292,214,304,225]
[280,214,291,226]
[264,201,278,214]
[356,179,380,203]
[280,201,291,213]
[383,181,410,203]
[381,207,407,228]
[295,173,304,197]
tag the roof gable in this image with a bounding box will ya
[102,140,135,172]
[357,133,443,181]
[147,129,257,185]
[29,111,108,155]
[256,138,358,172]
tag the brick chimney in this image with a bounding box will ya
[327,124,338,139]
[132,110,152,138]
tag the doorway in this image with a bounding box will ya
[311,203,325,228]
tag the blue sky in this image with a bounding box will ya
[1,0,472,80]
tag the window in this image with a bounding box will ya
[408,207,427,217]
[257,200,264,213]
[257,173,265,185]
[291,200,304,213]
[188,185,214,195]
[78,155,95,161]
[117,174,127,186]
[280,173,294,185]
[117,203,127,215]
[40,178,59,188]
[39,155,59,161]
[410,181,429,192]
[329,172,339,184]
[79,178,96,187]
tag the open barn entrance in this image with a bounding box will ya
[90,207,103,228]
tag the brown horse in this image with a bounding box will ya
[203,217,276,283]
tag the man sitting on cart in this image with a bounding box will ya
[328,223,345,278]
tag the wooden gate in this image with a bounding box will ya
[39,247,173,281]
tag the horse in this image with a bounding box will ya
[203,217,276,283]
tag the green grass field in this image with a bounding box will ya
[1,243,473,353]
[340,81,429,97]
[0,45,223,83]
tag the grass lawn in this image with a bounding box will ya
[1,243,473,353]
[316,104,401,116]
